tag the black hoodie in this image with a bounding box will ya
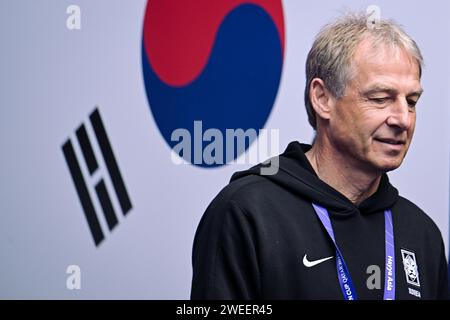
[191,142,449,299]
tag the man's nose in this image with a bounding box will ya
[386,97,412,131]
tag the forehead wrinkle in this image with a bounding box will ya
[351,39,420,80]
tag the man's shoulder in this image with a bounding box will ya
[396,196,431,220]
[395,196,443,238]
[196,175,272,235]
[204,173,286,221]
[215,174,276,203]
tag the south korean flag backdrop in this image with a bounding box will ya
[0,0,449,298]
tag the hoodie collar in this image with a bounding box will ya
[231,141,399,217]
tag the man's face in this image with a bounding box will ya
[327,39,423,174]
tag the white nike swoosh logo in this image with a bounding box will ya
[303,254,334,268]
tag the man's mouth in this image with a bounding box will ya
[374,138,406,145]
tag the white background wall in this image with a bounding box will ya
[0,0,448,299]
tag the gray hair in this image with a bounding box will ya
[304,13,424,129]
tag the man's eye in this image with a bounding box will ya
[370,97,389,104]
[407,99,418,108]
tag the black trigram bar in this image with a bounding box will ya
[90,108,132,215]
[95,179,118,231]
[62,140,104,246]
[76,124,98,175]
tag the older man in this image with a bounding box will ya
[191,13,449,299]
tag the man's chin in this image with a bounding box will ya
[375,158,404,173]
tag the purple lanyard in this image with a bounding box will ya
[312,204,395,300]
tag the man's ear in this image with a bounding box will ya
[309,78,334,121]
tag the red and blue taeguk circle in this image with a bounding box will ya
[142,0,285,167]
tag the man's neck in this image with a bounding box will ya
[305,138,381,206]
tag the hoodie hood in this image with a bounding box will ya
[230,141,399,217]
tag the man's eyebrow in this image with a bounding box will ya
[361,87,397,96]
[408,89,424,97]
[361,86,424,97]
